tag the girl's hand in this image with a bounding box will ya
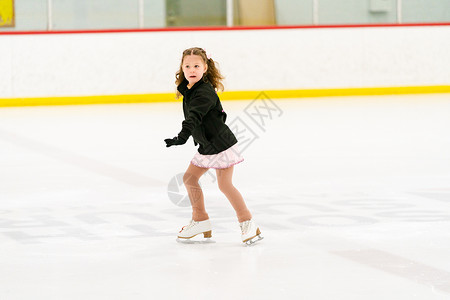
[164,136,187,147]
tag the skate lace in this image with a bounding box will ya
[180,220,197,233]
[240,220,251,235]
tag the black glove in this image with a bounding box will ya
[164,135,187,147]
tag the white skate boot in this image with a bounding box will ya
[240,219,263,246]
[177,219,212,240]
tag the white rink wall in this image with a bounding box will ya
[1,25,450,98]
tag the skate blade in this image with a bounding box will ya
[176,231,215,244]
[244,235,264,246]
[176,238,215,244]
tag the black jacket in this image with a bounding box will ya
[177,79,237,155]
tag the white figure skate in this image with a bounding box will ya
[240,219,263,246]
[177,219,213,243]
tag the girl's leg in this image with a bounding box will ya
[216,166,252,223]
[183,163,209,222]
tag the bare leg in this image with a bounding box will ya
[183,163,209,222]
[216,166,252,223]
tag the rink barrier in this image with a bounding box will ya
[2,22,450,35]
[0,85,449,107]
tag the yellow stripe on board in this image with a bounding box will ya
[1,86,449,107]
[219,86,450,100]
[0,93,179,107]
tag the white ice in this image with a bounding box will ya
[0,94,450,299]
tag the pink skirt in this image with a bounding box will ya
[191,144,244,169]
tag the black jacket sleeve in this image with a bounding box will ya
[178,93,215,140]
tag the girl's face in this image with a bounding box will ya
[182,55,207,87]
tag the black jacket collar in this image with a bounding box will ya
[177,79,206,96]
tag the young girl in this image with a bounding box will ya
[164,47,263,245]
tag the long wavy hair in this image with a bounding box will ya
[175,47,224,98]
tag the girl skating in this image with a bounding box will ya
[164,47,263,245]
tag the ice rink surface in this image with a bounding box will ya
[0,94,450,299]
